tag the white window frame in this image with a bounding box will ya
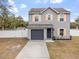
[59,13,64,21]
[35,16,39,22]
[60,29,64,36]
[47,13,53,20]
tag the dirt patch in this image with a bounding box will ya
[0,38,28,59]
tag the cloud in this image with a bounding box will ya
[9,6,18,13]
[35,0,63,4]
[70,19,75,22]
[35,0,41,3]
[35,0,48,4]
[64,8,71,11]
[20,4,27,8]
[43,0,49,4]
[8,0,18,14]
[8,0,15,5]
[70,13,79,22]
[50,0,63,3]
[22,16,28,21]
[71,16,77,22]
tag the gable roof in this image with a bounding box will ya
[40,7,59,13]
[29,7,70,14]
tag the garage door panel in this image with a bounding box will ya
[31,29,43,40]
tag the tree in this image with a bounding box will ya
[75,16,79,29]
[0,0,13,30]
[15,16,28,28]
[0,0,9,29]
[70,22,77,29]
[8,16,28,29]
[0,0,28,30]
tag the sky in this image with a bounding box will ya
[8,0,79,22]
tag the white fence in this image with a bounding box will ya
[0,29,28,38]
[70,29,79,36]
[0,29,78,38]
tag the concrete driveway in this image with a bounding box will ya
[15,40,50,59]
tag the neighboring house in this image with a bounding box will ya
[27,7,70,40]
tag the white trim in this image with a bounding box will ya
[40,7,59,13]
[59,12,70,14]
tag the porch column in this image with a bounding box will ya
[44,28,47,40]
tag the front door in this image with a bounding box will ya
[47,28,51,38]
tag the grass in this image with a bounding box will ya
[46,36,79,59]
[0,38,28,59]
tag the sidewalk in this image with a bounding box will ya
[15,40,50,59]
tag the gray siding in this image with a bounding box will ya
[29,9,57,24]
[28,8,70,39]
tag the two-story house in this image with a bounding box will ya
[27,7,70,40]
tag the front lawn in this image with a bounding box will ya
[46,36,79,59]
[0,38,28,59]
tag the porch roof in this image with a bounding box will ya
[27,24,53,29]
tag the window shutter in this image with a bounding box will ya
[39,15,41,21]
[32,15,35,22]
[58,15,60,21]
[64,14,67,21]
[46,14,48,20]
[58,29,59,36]
[51,15,53,20]
[64,29,66,36]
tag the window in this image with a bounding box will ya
[35,16,39,22]
[48,15,51,20]
[46,13,52,20]
[60,29,64,36]
[60,13,64,21]
[60,18,64,21]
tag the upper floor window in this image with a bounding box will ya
[60,29,64,36]
[60,18,64,21]
[46,13,53,20]
[48,14,51,20]
[60,13,64,21]
[35,16,39,22]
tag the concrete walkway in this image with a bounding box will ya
[15,40,50,59]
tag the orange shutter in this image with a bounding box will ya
[39,15,41,21]
[46,14,48,20]
[32,15,35,22]
[58,29,60,36]
[64,29,66,36]
[64,14,67,21]
[58,15,60,21]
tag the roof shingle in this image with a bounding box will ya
[29,7,70,14]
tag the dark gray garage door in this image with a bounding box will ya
[31,29,44,40]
